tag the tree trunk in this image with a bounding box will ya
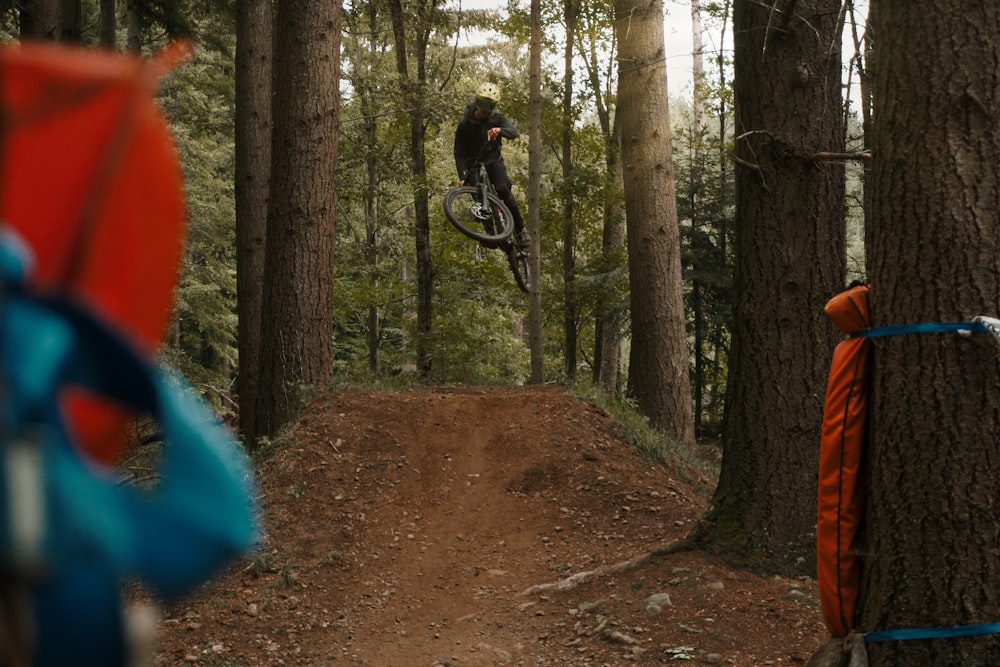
[19,0,59,39]
[853,5,874,273]
[580,10,625,395]
[687,0,708,429]
[99,0,116,48]
[690,0,706,134]
[595,179,625,394]
[235,0,272,446]
[364,163,381,373]
[55,0,80,42]
[691,279,704,428]
[595,114,625,396]
[126,2,140,54]
[561,0,577,382]
[362,4,381,373]
[255,0,339,439]
[615,0,694,444]
[18,0,82,45]
[527,0,545,384]
[861,4,1000,665]
[707,0,845,570]
[388,0,434,377]
[711,0,731,432]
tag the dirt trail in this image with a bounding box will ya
[154,386,827,666]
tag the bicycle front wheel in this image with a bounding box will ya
[443,186,515,244]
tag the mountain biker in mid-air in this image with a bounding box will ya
[453,81,528,247]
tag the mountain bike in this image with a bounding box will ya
[443,145,532,293]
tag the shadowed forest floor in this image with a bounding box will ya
[153,385,828,666]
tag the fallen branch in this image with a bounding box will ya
[603,628,640,645]
[520,532,696,596]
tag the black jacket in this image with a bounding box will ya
[453,102,518,180]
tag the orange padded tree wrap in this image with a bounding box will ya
[0,42,188,464]
[818,284,871,637]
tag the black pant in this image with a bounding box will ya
[484,159,524,235]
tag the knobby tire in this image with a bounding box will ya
[443,186,515,244]
[505,240,532,293]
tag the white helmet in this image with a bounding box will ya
[475,82,501,109]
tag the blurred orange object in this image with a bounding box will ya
[817,284,871,637]
[0,41,190,465]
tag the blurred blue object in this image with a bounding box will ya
[0,232,261,666]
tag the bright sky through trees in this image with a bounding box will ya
[447,0,705,98]
[447,0,867,106]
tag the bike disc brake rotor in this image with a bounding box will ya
[472,202,491,221]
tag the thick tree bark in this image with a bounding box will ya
[19,0,59,39]
[862,4,1000,665]
[707,0,845,570]
[255,0,339,438]
[235,0,272,446]
[615,0,694,444]
[58,0,80,42]
[18,0,81,45]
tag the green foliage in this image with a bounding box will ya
[141,0,840,447]
[570,383,717,496]
[425,233,532,385]
[337,4,426,376]
[540,120,631,385]
[132,0,231,42]
[672,102,736,432]
[158,40,238,412]
[335,6,559,385]
[0,4,241,414]
[333,0,639,393]
[0,2,16,37]
[141,0,742,434]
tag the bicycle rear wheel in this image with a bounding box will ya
[504,238,532,293]
[443,186,515,244]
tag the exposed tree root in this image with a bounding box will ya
[520,529,699,597]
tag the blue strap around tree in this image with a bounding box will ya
[853,321,991,338]
[867,622,1000,643]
